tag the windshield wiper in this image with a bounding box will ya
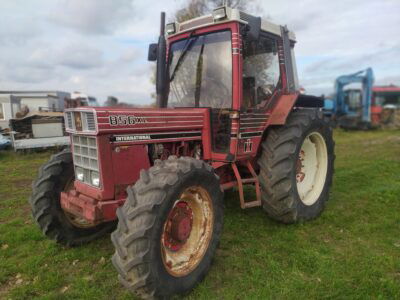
[194,43,205,107]
[169,32,197,81]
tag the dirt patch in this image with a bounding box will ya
[10,179,32,189]
[361,135,400,146]
[0,279,14,299]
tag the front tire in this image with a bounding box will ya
[111,156,224,299]
[30,150,115,246]
[258,108,334,223]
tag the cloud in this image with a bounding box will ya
[118,48,143,63]
[26,42,105,70]
[6,67,54,84]
[0,20,41,46]
[49,0,134,35]
[270,0,400,95]
[0,2,43,46]
[57,46,104,69]
[0,0,399,103]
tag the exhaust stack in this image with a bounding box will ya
[156,12,168,108]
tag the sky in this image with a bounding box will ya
[0,0,399,105]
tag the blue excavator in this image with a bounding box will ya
[324,68,375,129]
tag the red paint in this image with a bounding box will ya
[61,20,303,223]
[372,86,400,93]
[268,94,299,125]
[60,190,124,223]
[163,201,193,251]
[111,145,150,186]
[371,105,383,125]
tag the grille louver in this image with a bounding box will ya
[82,112,96,131]
[66,112,73,130]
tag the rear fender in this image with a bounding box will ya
[268,94,323,125]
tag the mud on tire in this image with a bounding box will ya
[111,156,224,299]
[258,108,335,223]
[29,150,115,246]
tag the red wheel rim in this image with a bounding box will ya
[161,186,214,277]
[163,201,193,252]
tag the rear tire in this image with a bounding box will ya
[30,150,115,246]
[258,108,334,223]
[111,156,224,299]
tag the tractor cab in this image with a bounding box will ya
[149,6,301,162]
[343,88,363,115]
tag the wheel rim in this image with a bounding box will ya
[63,178,97,229]
[296,132,328,206]
[161,186,214,277]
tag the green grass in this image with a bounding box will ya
[1,130,399,299]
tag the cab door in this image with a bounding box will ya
[238,34,281,158]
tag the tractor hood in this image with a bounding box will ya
[64,107,208,142]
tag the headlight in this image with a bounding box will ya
[213,7,226,21]
[75,167,84,181]
[90,171,100,187]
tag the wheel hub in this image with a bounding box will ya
[161,186,214,277]
[163,201,193,251]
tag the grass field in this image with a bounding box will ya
[0,130,399,299]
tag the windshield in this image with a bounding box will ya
[168,31,232,108]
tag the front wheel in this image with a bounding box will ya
[111,156,224,299]
[258,108,335,223]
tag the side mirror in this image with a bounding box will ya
[148,43,158,61]
[246,16,261,42]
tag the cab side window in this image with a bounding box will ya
[242,36,280,109]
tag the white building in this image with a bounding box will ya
[0,95,21,129]
[0,91,70,129]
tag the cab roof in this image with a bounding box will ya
[167,6,296,42]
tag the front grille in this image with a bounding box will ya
[72,135,99,186]
[65,111,96,132]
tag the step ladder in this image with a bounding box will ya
[231,161,261,209]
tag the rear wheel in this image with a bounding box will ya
[258,109,334,223]
[111,156,223,299]
[29,150,115,246]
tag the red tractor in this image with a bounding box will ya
[30,6,334,299]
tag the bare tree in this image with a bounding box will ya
[104,96,119,107]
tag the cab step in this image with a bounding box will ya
[224,160,262,209]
